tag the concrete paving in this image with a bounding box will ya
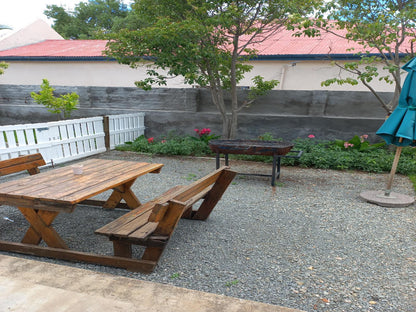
[0,254,304,312]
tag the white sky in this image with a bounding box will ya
[0,0,132,31]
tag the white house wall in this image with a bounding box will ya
[0,59,398,92]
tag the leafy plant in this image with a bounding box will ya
[333,134,385,152]
[185,173,197,181]
[117,134,213,157]
[31,79,79,119]
[225,279,240,287]
[0,61,8,75]
[170,272,180,279]
[192,128,220,144]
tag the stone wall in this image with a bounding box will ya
[0,84,390,141]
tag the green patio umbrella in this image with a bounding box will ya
[360,57,416,207]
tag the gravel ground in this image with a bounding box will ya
[1,150,416,312]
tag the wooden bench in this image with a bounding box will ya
[95,166,236,273]
[0,153,46,177]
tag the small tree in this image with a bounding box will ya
[0,62,7,75]
[31,79,79,119]
[106,0,321,139]
[301,0,416,114]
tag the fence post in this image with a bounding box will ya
[103,116,110,151]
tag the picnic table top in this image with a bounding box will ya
[0,159,163,212]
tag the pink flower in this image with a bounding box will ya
[344,142,354,148]
[360,134,369,143]
[147,137,154,143]
[308,134,315,138]
[161,140,166,143]
[194,129,199,133]
[200,128,211,135]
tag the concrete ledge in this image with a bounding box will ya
[0,254,304,312]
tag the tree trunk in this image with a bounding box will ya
[207,73,229,138]
[228,34,239,139]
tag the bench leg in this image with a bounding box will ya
[142,246,164,263]
[190,169,237,220]
[113,240,132,258]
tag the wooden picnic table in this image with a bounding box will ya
[0,158,163,251]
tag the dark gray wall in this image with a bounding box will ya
[0,84,390,141]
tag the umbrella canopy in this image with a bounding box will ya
[376,57,416,146]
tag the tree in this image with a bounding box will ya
[306,0,416,114]
[44,0,138,39]
[31,79,79,120]
[106,0,321,139]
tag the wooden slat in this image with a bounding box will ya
[0,240,157,273]
[112,210,153,237]
[0,153,46,176]
[172,167,225,202]
[181,186,212,208]
[79,199,130,209]
[95,203,154,235]
[59,163,163,202]
[22,161,144,199]
[129,222,158,240]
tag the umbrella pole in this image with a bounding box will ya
[385,145,403,196]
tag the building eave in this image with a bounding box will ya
[0,56,115,61]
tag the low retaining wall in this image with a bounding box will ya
[0,85,390,141]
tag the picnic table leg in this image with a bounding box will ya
[103,179,141,209]
[216,153,220,169]
[18,207,68,249]
[190,169,237,220]
[21,210,58,245]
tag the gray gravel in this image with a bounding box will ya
[1,150,416,312]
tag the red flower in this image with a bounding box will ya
[147,137,154,143]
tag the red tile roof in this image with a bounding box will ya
[0,40,107,57]
[248,27,371,56]
[0,27,411,59]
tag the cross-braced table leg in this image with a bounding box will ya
[103,179,141,209]
[18,207,68,249]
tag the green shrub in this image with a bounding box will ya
[116,132,416,176]
[118,134,213,157]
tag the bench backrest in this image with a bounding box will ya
[0,153,46,177]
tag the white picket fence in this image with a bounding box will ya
[106,113,145,150]
[0,113,145,164]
